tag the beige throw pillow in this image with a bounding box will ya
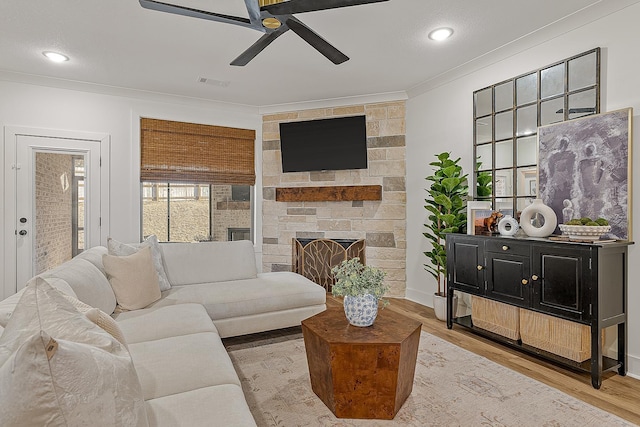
[62,293,128,348]
[0,278,148,427]
[107,235,171,291]
[103,246,161,311]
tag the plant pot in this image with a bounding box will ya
[343,294,378,327]
[433,292,458,322]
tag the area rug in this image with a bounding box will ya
[226,330,636,427]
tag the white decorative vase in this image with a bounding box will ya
[433,293,458,322]
[519,199,557,238]
[497,215,519,236]
[343,294,378,327]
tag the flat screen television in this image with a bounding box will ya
[279,115,367,172]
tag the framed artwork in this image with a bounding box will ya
[538,108,632,240]
[466,201,493,235]
[528,179,537,196]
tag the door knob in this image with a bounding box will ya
[502,245,509,251]
[531,275,539,281]
[477,265,484,271]
[18,230,27,236]
[521,279,528,285]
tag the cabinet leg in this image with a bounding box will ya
[618,322,627,376]
[591,376,602,390]
[446,289,453,329]
[591,322,603,390]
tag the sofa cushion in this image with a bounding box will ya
[149,272,326,321]
[0,277,76,327]
[145,384,257,427]
[0,279,148,427]
[159,240,257,286]
[74,245,108,275]
[39,257,117,315]
[103,247,162,311]
[108,236,171,291]
[128,332,240,400]
[114,304,218,344]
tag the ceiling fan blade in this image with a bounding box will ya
[139,0,253,29]
[286,17,349,65]
[262,0,388,15]
[230,27,289,66]
[243,0,262,26]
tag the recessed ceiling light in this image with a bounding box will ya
[42,51,69,63]
[428,27,453,41]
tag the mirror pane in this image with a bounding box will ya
[516,166,538,197]
[475,117,492,143]
[495,199,514,215]
[476,143,493,170]
[541,63,565,99]
[516,73,537,105]
[495,140,513,169]
[475,88,492,117]
[517,136,537,166]
[495,111,513,140]
[495,82,513,112]
[569,52,597,91]
[516,105,537,136]
[540,97,565,126]
[494,169,513,197]
[476,170,492,198]
[568,88,596,119]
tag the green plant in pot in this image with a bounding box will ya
[331,258,389,327]
[424,152,468,321]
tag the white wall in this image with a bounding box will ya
[0,81,262,298]
[405,3,640,377]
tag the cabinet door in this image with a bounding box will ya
[446,236,484,295]
[531,245,591,321]
[486,252,531,307]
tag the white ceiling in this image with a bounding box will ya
[0,0,637,109]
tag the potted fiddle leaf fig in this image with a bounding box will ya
[331,258,389,327]
[424,152,468,321]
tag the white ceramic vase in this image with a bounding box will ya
[519,199,557,238]
[343,294,378,327]
[497,215,519,236]
[433,293,458,322]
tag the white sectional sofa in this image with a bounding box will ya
[0,240,326,426]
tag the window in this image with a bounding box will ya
[140,118,256,242]
[142,183,252,242]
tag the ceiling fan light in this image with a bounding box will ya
[428,27,453,41]
[43,51,69,62]
[262,17,281,29]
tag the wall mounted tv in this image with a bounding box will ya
[279,115,368,173]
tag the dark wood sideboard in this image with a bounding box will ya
[445,233,631,389]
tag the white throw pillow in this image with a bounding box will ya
[62,293,128,348]
[103,246,162,311]
[108,235,171,291]
[0,278,148,427]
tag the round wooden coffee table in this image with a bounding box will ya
[301,306,422,420]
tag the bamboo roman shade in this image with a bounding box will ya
[140,118,256,185]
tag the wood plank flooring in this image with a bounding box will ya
[325,295,640,425]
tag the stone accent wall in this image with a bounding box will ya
[35,152,73,274]
[262,101,407,297]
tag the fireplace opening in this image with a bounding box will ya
[293,238,365,291]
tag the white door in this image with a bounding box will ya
[4,130,108,294]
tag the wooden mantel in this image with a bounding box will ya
[275,185,382,202]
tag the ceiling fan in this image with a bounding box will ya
[139,0,389,66]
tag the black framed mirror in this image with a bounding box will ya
[473,48,600,216]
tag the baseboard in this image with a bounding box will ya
[405,288,433,307]
[626,353,640,379]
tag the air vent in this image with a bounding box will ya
[198,77,230,87]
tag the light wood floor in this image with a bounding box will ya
[326,295,640,425]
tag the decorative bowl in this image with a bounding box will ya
[558,224,611,241]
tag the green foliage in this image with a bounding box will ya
[424,152,468,295]
[331,258,389,305]
[476,161,492,198]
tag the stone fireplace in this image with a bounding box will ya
[262,101,407,297]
